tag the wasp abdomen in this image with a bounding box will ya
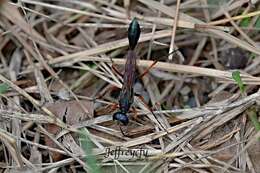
[128,18,141,50]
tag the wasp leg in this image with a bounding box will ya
[109,56,123,78]
[132,107,138,120]
[138,60,158,79]
[138,49,180,79]
[136,95,169,134]
[118,123,131,137]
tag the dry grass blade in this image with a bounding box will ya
[1,0,260,172]
[48,29,172,65]
[57,57,260,85]
[0,109,55,123]
[0,128,23,167]
[0,74,68,129]
[168,0,181,60]
[138,0,260,56]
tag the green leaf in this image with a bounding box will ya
[247,107,260,132]
[86,62,96,69]
[249,53,256,60]
[79,69,86,76]
[240,17,250,27]
[255,16,260,29]
[79,128,101,173]
[232,71,245,93]
[0,83,9,94]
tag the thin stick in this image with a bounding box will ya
[208,10,260,26]
[66,57,260,85]
[0,74,67,129]
[168,0,181,60]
